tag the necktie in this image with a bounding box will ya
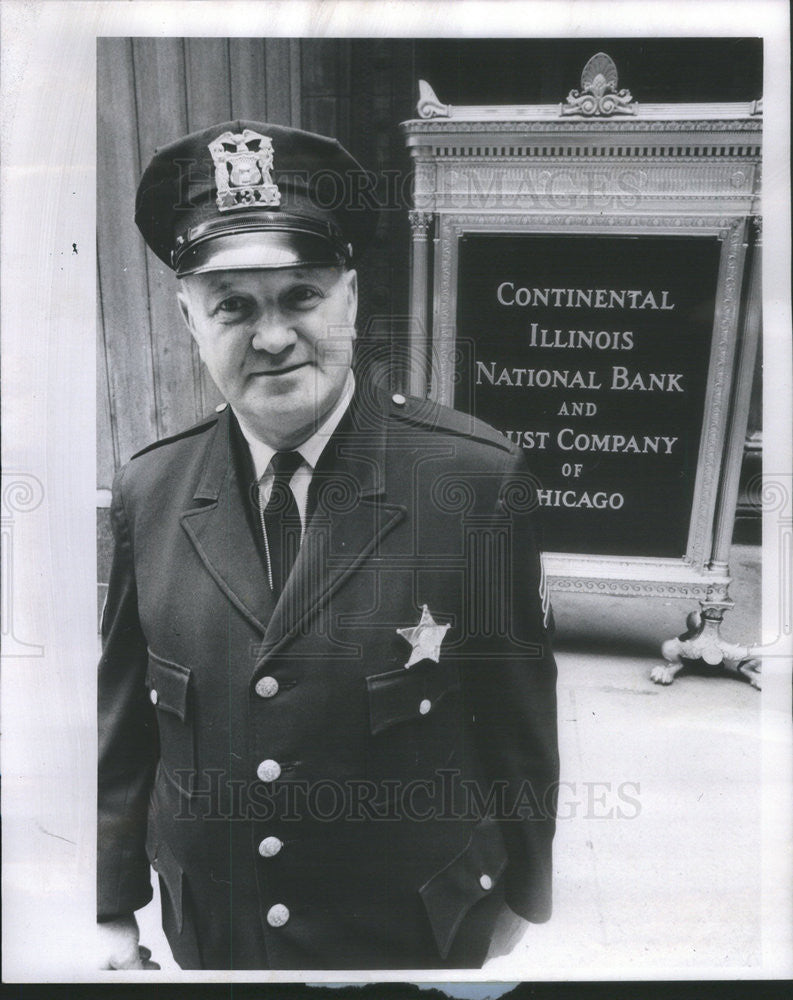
[260,450,303,595]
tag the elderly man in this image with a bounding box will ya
[98,120,559,970]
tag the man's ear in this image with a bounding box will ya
[176,285,196,337]
[343,268,358,332]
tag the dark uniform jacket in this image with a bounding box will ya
[98,384,559,970]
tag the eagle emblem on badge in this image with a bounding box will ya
[209,129,281,211]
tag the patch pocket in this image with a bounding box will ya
[151,839,203,968]
[146,651,195,789]
[419,817,509,960]
[366,660,461,735]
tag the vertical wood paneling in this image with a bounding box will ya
[302,95,340,138]
[301,39,346,142]
[96,290,116,490]
[300,39,340,94]
[97,38,158,466]
[229,39,267,119]
[183,38,233,414]
[348,39,415,366]
[132,38,200,438]
[98,37,420,485]
[132,37,190,151]
[264,39,300,125]
[289,40,303,127]
[184,38,234,128]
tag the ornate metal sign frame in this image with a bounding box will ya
[401,60,762,606]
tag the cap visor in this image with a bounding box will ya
[176,231,344,276]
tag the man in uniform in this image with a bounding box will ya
[98,120,559,970]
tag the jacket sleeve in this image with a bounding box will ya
[462,445,559,923]
[97,464,157,919]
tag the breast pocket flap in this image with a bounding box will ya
[146,651,191,722]
[366,661,460,735]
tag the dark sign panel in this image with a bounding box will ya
[455,234,720,558]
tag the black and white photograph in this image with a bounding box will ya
[1,0,791,987]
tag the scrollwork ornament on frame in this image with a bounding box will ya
[560,53,637,118]
[416,80,450,120]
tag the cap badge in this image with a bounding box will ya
[209,129,281,212]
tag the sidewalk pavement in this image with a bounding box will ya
[486,543,763,977]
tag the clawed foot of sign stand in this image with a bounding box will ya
[651,601,761,689]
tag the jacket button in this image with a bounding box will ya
[149,689,159,705]
[392,393,406,406]
[267,903,290,927]
[419,698,431,715]
[255,676,279,698]
[479,873,493,891]
[257,759,281,782]
[258,836,283,858]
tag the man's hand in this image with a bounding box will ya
[97,914,160,969]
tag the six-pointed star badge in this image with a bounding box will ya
[396,605,451,669]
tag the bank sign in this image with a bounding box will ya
[455,233,721,558]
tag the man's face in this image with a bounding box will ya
[178,265,357,449]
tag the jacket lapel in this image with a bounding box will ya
[180,408,274,634]
[178,391,405,653]
[259,393,405,660]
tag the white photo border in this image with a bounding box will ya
[1,0,791,985]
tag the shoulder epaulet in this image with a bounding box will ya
[130,407,223,461]
[387,392,513,453]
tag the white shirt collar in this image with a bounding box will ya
[233,370,355,481]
